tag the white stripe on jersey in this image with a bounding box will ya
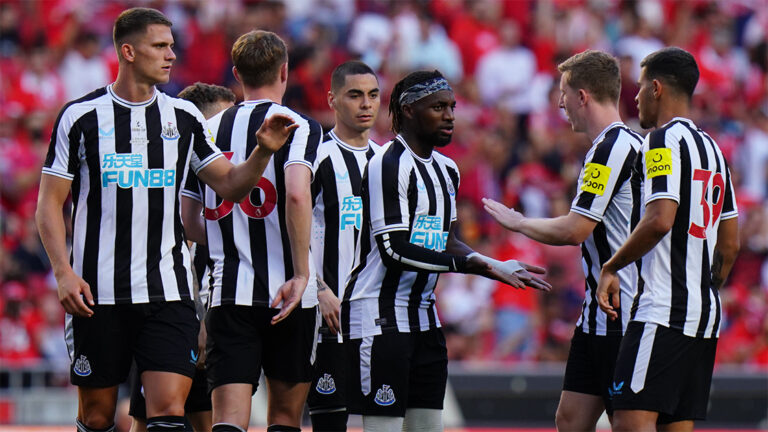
[570,122,642,335]
[632,117,738,338]
[343,136,456,339]
[42,84,222,304]
[195,100,321,308]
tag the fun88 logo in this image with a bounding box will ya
[410,215,448,251]
[339,196,363,231]
[101,153,175,189]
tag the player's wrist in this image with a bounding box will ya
[254,141,275,157]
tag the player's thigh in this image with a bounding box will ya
[78,385,120,428]
[556,391,604,432]
[612,322,705,421]
[133,300,199,379]
[67,305,134,388]
[408,329,447,411]
[262,306,318,384]
[308,340,347,415]
[141,370,192,417]
[266,377,312,425]
[212,383,253,429]
[205,305,265,391]
[348,333,411,418]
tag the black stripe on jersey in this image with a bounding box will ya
[246,104,271,302]
[648,129,668,195]
[409,272,430,329]
[342,166,373,336]
[80,110,102,296]
[300,113,321,167]
[594,222,622,333]
[576,127,619,210]
[173,108,198,300]
[339,147,366,248]
[216,107,239,301]
[669,137,692,328]
[145,103,165,300]
[317,158,340,293]
[702,133,725,334]
[379,266,402,330]
[382,142,407,226]
[582,244,599,335]
[722,159,735,216]
[113,103,133,300]
[44,88,107,171]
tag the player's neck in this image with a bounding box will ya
[332,124,370,148]
[112,71,157,103]
[243,84,284,105]
[655,100,691,129]
[584,104,622,143]
[399,130,433,159]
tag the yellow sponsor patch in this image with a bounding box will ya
[646,148,673,178]
[580,163,611,196]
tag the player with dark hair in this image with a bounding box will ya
[308,60,382,431]
[182,30,322,432]
[36,8,295,432]
[342,70,550,431]
[597,47,739,431]
[129,82,236,432]
[483,50,642,431]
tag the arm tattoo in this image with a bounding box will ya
[711,250,725,290]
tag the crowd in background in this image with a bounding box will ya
[1,0,767,383]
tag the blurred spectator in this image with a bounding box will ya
[59,31,110,100]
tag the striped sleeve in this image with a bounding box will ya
[181,168,203,202]
[370,146,412,236]
[720,159,738,220]
[42,106,82,180]
[571,129,634,221]
[643,128,681,205]
[184,104,223,174]
[276,107,321,176]
[444,158,460,222]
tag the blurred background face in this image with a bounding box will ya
[331,73,380,133]
[559,73,584,133]
[635,67,658,129]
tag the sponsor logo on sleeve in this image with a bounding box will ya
[645,148,673,179]
[410,215,448,251]
[580,163,611,196]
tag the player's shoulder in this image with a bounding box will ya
[57,87,110,123]
[433,149,459,171]
[266,103,318,129]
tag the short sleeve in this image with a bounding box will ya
[642,129,681,205]
[720,159,738,221]
[42,107,81,180]
[571,130,636,222]
[369,150,412,236]
[187,107,223,174]
[181,167,203,203]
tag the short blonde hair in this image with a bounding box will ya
[558,50,620,104]
[231,30,288,88]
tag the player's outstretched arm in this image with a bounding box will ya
[36,174,94,317]
[271,163,313,325]
[597,198,678,320]
[445,229,551,291]
[482,198,596,246]
[197,113,298,202]
[712,218,739,291]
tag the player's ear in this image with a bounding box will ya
[652,79,662,99]
[327,90,335,110]
[232,67,242,85]
[120,43,135,62]
[578,88,588,106]
[280,62,288,84]
[402,103,414,120]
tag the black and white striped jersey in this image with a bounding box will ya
[342,136,459,339]
[42,84,222,304]
[631,117,738,338]
[311,131,382,341]
[570,122,642,336]
[311,131,382,298]
[182,100,321,309]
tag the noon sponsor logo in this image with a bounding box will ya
[580,163,611,196]
[646,148,673,178]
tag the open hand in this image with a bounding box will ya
[482,198,524,231]
[255,113,300,154]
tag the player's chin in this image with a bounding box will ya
[433,133,453,147]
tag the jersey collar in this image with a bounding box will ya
[396,134,433,163]
[592,121,625,146]
[107,83,158,108]
[662,116,697,129]
[329,130,371,152]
